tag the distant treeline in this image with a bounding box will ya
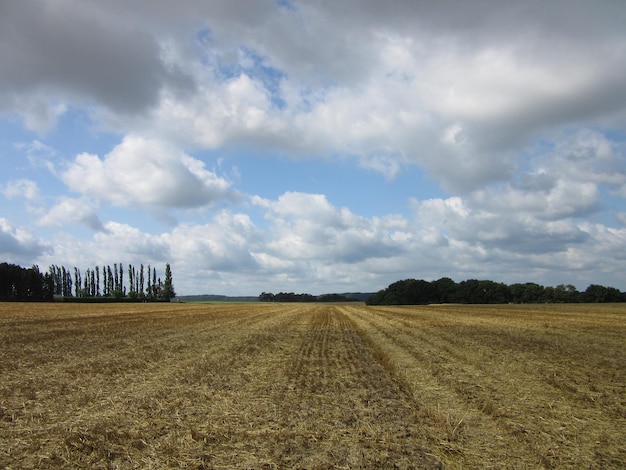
[176,294,260,302]
[366,278,625,305]
[258,292,361,302]
[0,262,175,302]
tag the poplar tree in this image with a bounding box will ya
[128,264,135,298]
[162,263,175,301]
[66,268,73,297]
[139,264,144,297]
[107,266,113,296]
[147,265,152,298]
[83,270,89,296]
[119,263,124,296]
[74,267,81,297]
[95,266,100,296]
[152,268,157,298]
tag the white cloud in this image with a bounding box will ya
[145,73,284,149]
[61,135,234,209]
[2,1,626,294]
[38,197,104,232]
[12,97,68,134]
[2,179,40,200]
[0,218,50,260]
[252,192,410,263]
[548,129,626,190]
[23,184,626,295]
[471,178,599,221]
[5,0,619,195]
[92,222,171,262]
[169,211,260,271]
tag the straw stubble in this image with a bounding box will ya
[0,302,624,468]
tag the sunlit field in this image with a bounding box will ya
[1,302,624,468]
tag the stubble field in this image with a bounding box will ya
[0,302,624,469]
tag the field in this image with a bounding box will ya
[1,302,624,469]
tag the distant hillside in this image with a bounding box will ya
[175,292,375,303]
[339,292,375,302]
[174,294,259,302]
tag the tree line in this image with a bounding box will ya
[258,292,360,302]
[0,262,175,302]
[365,277,625,305]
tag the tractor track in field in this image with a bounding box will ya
[1,304,308,469]
[358,306,626,424]
[344,305,552,468]
[367,306,624,416]
[270,305,443,469]
[345,305,626,468]
[3,302,623,469]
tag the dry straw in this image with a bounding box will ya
[1,302,624,468]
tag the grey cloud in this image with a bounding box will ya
[0,221,50,260]
[476,221,590,255]
[0,1,193,116]
[4,0,624,194]
[309,0,626,45]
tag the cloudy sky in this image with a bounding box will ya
[2,0,626,295]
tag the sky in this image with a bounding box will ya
[1,0,626,296]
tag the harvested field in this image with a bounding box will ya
[0,302,624,469]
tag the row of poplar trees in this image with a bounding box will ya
[45,263,175,301]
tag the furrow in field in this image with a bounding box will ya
[1,304,304,469]
[261,305,443,469]
[345,305,552,468]
[354,305,626,467]
[0,303,275,374]
[368,304,625,409]
[4,303,622,469]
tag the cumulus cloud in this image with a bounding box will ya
[144,73,284,150]
[471,177,599,221]
[412,191,591,257]
[26,184,626,295]
[0,218,50,260]
[61,135,234,209]
[91,222,171,262]
[252,192,409,263]
[183,0,626,190]
[38,197,105,232]
[34,221,172,281]
[2,179,39,200]
[0,1,193,129]
[169,212,260,272]
[3,0,625,192]
[2,1,626,294]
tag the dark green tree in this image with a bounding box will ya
[74,267,80,297]
[119,263,124,297]
[432,277,457,303]
[107,265,113,297]
[138,264,144,297]
[95,266,100,296]
[128,264,135,298]
[113,263,119,294]
[161,263,175,301]
[147,264,152,298]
